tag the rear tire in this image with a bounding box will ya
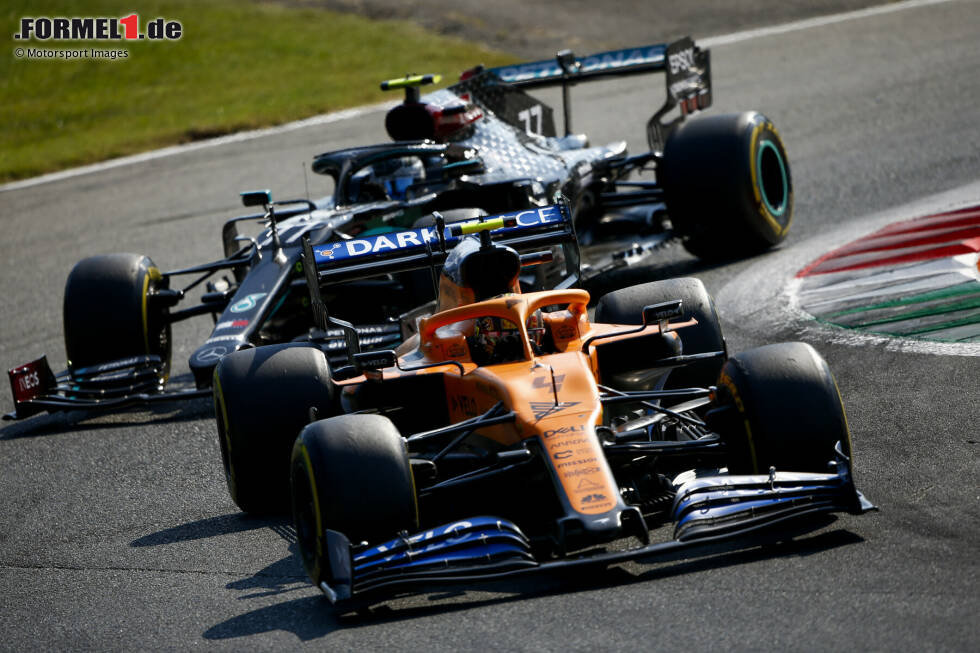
[712,342,852,474]
[63,253,171,378]
[291,414,418,585]
[595,278,727,390]
[662,112,793,260]
[213,343,335,514]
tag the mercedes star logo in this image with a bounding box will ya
[196,346,227,362]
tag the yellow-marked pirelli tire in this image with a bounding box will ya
[213,343,335,515]
[662,112,793,261]
[291,414,418,585]
[63,253,171,378]
[712,342,852,474]
[595,278,727,391]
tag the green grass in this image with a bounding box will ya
[0,1,516,182]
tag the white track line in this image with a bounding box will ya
[0,0,958,194]
[700,0,956,48]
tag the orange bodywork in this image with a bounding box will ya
[339,288,695,521]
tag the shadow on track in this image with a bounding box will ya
[201,519,866,643]
[130,512,287,548]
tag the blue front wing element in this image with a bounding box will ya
[354,517,535,576]
[318,460,875,609]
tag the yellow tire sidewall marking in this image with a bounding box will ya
[749,121,793,237]
[298,441,325,576]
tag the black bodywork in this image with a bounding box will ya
[7,37,721,419]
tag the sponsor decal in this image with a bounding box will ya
[564,466,600,478]
[668,47,695,75]
[229,293,267,313]
[317,243,342,259]
[9,358,56,403]
[580,493,608,504]
[576,478,602,492]
[356,355,393,370]
[529,400,579,420]
[556,457,598,469]
[542,424,585,439]
[15,370,41,393]
[450,394,479,417]
[205,335,243,343]
[195,346,227,362]
[215,319,249,330]
[491,45,665,83]
[554,450,573,460]
[313,204,564,267]
[10,361,49,403]
[324,334,396,350]
[552,436,588,448]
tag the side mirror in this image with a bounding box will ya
[642,300,683,325]
[240,189,272,208]
[353,350,397,372]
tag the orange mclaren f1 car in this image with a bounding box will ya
[212,202,874,611]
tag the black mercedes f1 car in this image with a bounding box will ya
[6,37,793,420]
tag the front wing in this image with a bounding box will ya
[4,355,209,420]
[315,456,875,611]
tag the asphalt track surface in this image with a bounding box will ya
[2,1,979,650]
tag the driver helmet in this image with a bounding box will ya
[469,315,523,364]
[361,156,426,201]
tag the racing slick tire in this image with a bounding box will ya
[661,112,793,260]
[213,343,335,515]
[595,278,727,390]
[291,414,418,585]
[712,342,852,474]
[63,253,171,378]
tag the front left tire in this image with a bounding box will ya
[63,253,171,378]
[213,343,335,514]
[711,342,852,474]
[291,414,418,585]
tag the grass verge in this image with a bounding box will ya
[0,0,516,182]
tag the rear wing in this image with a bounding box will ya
[471,37,711,150]
[488,44,668,87]
[305,201,577,286]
